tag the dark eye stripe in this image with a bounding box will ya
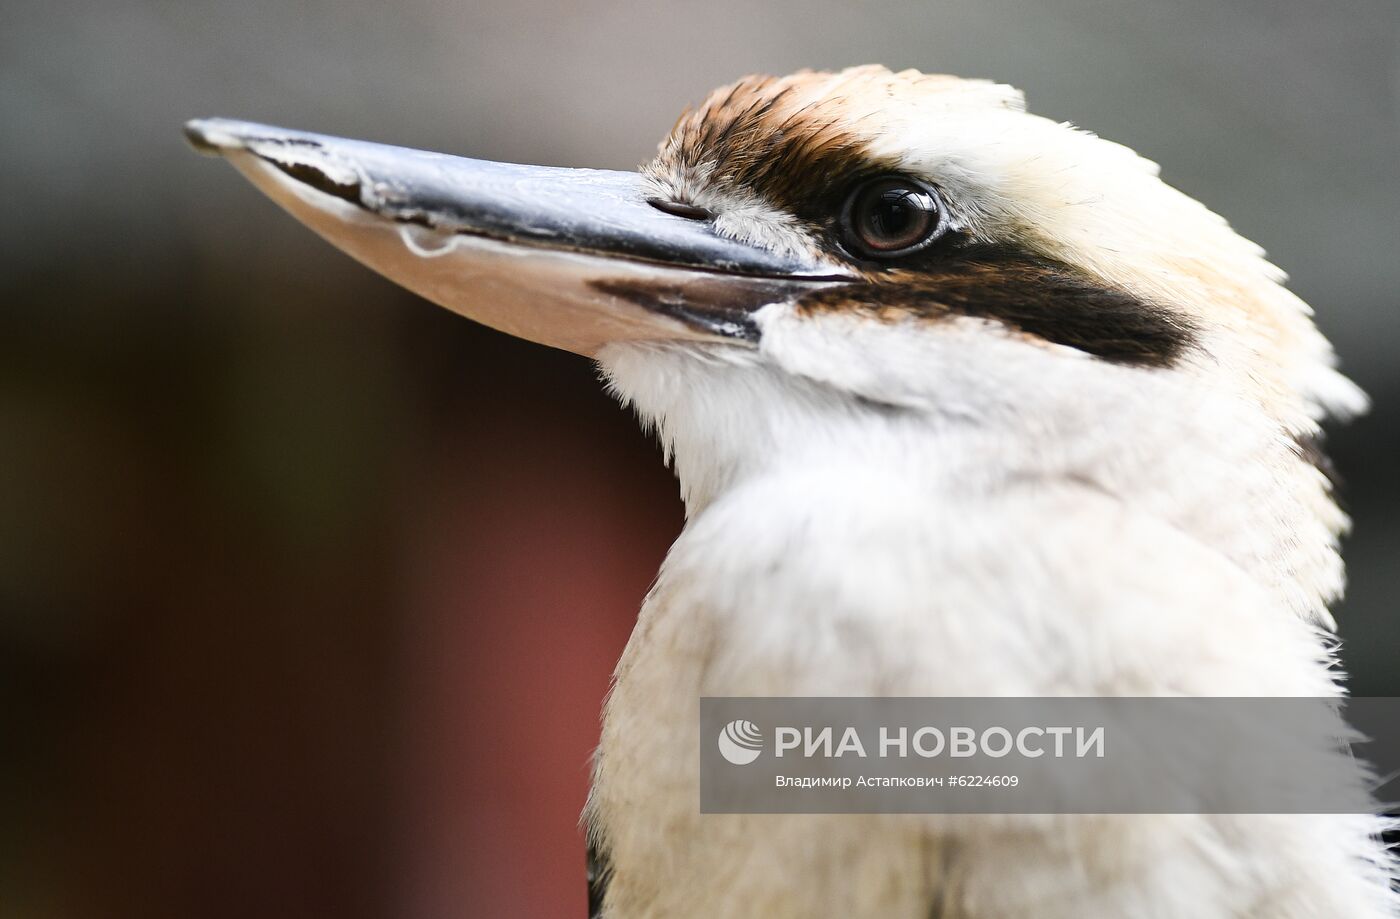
[797,245,1198,368]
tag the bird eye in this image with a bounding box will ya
[840,176,947,259]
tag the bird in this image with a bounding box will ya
[185,66,1396,918]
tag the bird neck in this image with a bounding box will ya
[598,341,1345,625]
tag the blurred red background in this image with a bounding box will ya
[6,267,685,917]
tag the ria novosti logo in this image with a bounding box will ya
[718,719,764,765]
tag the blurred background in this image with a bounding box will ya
[2,0,1397,916]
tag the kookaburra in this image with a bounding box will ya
[186,66,1395,918]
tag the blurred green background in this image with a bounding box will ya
[3,1,1397,916]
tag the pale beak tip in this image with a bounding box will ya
[183,118,245,157]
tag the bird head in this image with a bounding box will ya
[186,65,1363,623]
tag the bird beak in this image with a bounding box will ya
[184,118,853,356]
